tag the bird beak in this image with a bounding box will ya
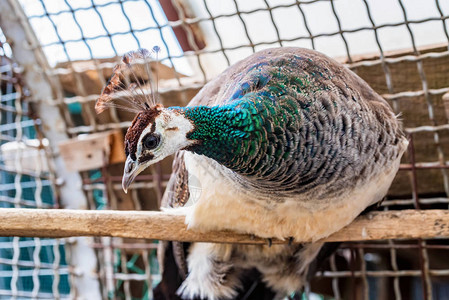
[122,156,144,193]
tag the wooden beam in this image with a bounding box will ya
[0,208,447,244]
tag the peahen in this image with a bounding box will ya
[96,47,408,299]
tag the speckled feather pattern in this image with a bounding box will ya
[168,48,405,201]
[156,47,408,299]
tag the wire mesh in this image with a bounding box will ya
[0,30,71,299]
[1,0,449,298]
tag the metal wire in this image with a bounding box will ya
[1,0,449,298]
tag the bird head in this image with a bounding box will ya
[94,48,197,193]
[122,104,194,193]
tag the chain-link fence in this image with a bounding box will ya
[1,0,449,299]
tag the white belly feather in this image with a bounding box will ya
[177,140,405,241]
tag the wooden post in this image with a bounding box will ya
[0,208,447,244]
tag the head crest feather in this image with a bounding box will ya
[95,47,162,114]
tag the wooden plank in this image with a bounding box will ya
[348,45,449,197]
[58,129,126,171]
[0,208,447,244]
[443,92,449,120]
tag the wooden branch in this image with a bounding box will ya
[0,208,447,244]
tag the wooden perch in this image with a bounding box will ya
[0,208,447,244]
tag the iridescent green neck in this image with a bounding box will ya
[169,71,307,177]
[173,103,255,171]
[171,85,304,177]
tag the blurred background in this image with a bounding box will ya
[0,0,449,299]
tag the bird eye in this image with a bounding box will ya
[142,133,161,150]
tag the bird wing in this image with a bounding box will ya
[156,47,406,298]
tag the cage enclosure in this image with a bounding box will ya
[0,0,449,299]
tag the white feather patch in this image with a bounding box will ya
[177,139,405,242]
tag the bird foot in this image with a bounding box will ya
[288,237,294,246]
[267,238,272,247]
[264,237,294,247]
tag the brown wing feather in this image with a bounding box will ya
[161,151,190,209]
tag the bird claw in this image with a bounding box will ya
[265,237,294,247]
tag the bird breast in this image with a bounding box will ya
[181,137,406,242]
